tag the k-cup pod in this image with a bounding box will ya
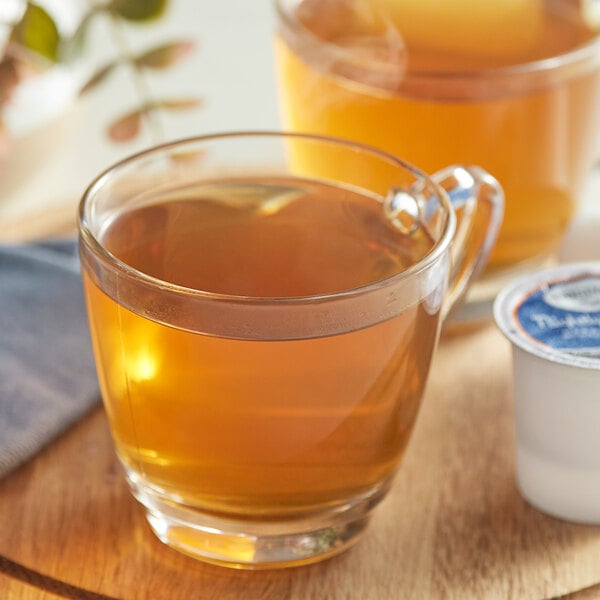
[494,262,600,523]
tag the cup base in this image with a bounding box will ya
[126,470,390,569]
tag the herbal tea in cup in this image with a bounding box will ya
[79,132,503,568]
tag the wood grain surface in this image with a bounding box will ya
[1,318,600,599]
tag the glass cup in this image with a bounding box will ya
[274,0,600,322]
[78,132,503,568]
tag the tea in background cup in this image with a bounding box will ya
[78,132,502,568]
[274,0,600,320]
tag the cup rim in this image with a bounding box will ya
[274,0,600,82]
[78,130,456,304]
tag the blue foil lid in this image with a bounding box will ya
[494,263,600,369]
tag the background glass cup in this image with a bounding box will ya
[274,0,600,321]
[78,132,503,568]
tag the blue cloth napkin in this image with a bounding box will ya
[0,239,99,478]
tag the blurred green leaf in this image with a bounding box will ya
[79,61,120,95]
[110,0,168,22]
[10,3,60,62]
[135,40,195,69]
[107,97,203,143]
[158,98,204,110]
[171,148,206,163]
[107,108,143,142]
[61,9,100,63]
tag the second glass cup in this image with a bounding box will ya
[78,132,503,568]
[274,0,600,321]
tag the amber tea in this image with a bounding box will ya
[83,177,439,514]
[275,0,600,304]
[79,132,503,568]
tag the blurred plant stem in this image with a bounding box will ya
[103,8,165,144]
[1,0,200,149]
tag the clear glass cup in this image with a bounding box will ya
[78,132,503,568]
[274,0,600,322]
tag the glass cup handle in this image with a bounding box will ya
[431,165,505,320]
